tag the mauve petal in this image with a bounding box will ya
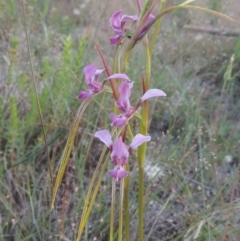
[148,14,155,19]
[110,113,128,127]
[83,64,105,85]
[83,64,97,84]
[108,166,128,181]
[106,74,131,82]
[116,81,133,113]
[76,90,93,100]
[94,68,105,81]
[95,129,112,148]
[88,80,102,92]
[140,89,166,102]
[118,80,133,93]
[111,137,129,165]
[121,14,138,25]
[110,10,123,34]
[129,134,151,151]
[110,35,122,45]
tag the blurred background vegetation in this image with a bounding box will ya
[0,0,239,240]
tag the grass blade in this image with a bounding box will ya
[51,96,97,209]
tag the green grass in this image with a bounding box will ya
[0,0,240,240]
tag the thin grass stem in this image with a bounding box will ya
[110,179,116,241]
[149,0,166,58]
[21,0,53,193]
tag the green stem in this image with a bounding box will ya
[124,165,130,241]
[118,179,124,241]
[137,164,145,241]
[121,45,133,73]
[137,32,151,241]
[143,35,151,90]
[110,179,116,241]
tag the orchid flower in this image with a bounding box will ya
[106,74,166,127]
[77,64,105,100]
[110,6,156,46]
[95,129,151,181]
[110,10,138,45]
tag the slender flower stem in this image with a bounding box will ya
[143,35,151,90]
[123,125,133,241]
[110,179,116,241]
[137,133,147,241]
[137,33,151,241]
[123,164,130,241]
[118,179,124,241]
[121,46,133,73]
[137,164,145,241]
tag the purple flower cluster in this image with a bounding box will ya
[76,9,166,181]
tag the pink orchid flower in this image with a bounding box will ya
[110,10,138,45]
[106,74,166,127]
[77,64,105,100]
[95,129,151,181]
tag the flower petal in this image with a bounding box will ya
[110,10,124,35]
[83,64,98,84]
[116,81,133,113]
[129,134,151,152]
[87,80,102,92]
[111,137,129,166]
[95,129,112,148]
[110,35,122,45]
[108,166,128,181]
[110,113,128,127]
[121,14,138,25]
[76,90,93,100]
[105,73,131,82]
[84,64,105,83]
[148,14,155,20]
[110,10,138,35]
[118,80,133,93]
[140,89,166,102]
